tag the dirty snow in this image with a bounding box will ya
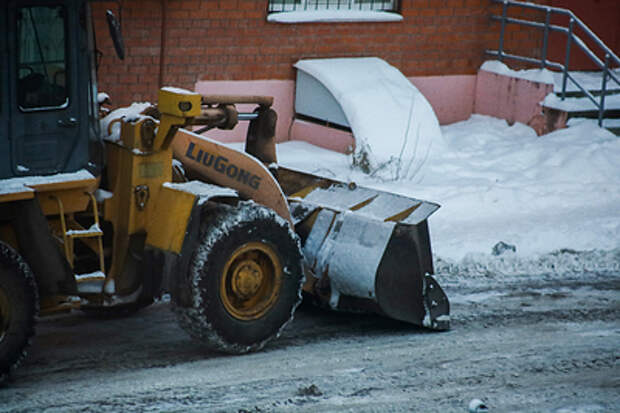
[271,115,620,273]
[294,58,444,180]
[481,60,555,84]
[65,223,101,236]
[294,184,438,223]
[163,181,238,203]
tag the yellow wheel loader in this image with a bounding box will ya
[0,0,449,384]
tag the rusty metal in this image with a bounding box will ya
[201,95,273,107]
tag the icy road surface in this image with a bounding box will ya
[1,271,618,412]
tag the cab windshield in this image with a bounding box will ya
[17,6,68,111]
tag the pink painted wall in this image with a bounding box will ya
[473,68,554,126]
[195,69,558,152]
[290,119,355,154]
[409,75,477,125]
[195,75,477,153]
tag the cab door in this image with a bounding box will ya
[0,4,11,178]
[8,1,87,177]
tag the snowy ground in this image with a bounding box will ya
[272,115,620,276]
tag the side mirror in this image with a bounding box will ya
[106,10,125,60]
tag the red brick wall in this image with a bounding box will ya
[548,0,620,70]
[93,0,548,106]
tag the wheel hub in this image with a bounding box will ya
[221,242,282,321]
[232,261,263,299]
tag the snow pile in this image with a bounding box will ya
[268,10,402,24]
[294,57,444,180]
[481,60,555,84]
[274,115,620,275]
[100,102,152,142]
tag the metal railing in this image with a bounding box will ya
[486,0,620,126]
[268,0,399,13]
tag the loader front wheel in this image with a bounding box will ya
[175,202,304,354]
[0,242,38,386]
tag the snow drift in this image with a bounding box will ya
[294,57,444,180]
[270,115,620,276]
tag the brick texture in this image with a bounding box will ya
[93,0,551,106]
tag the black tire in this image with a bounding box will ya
[174,201,304,354]
[0,242,38,386]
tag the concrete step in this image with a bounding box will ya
[543,92,620,136]
[543,92,620,117]
[553,69,620,98]
[602,118,620,136]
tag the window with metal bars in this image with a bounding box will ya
[268,0,400,13]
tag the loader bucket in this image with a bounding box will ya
[280,168,449,330]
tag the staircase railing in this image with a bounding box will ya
[486,0,620,126]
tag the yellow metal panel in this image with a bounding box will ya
[28,177,98,192]
[172,129,293,226]
[158,88,201,118]
[103,123,173,235]
[0,175,96,205]
[138,162,165,179]
[0,189,34,203]
[37,189,92,216]
[103,117,175,281]
[145,185,196,254]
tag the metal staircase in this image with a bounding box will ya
[486,0,620,135]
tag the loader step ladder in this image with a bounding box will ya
[51,192,105,276]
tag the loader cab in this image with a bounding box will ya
[0,0,101,179]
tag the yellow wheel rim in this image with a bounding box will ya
[220,242,282,321]
[0,287,10,343]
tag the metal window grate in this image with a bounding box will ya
[268,0,399,13]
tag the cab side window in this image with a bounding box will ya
[17,6,68,111]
